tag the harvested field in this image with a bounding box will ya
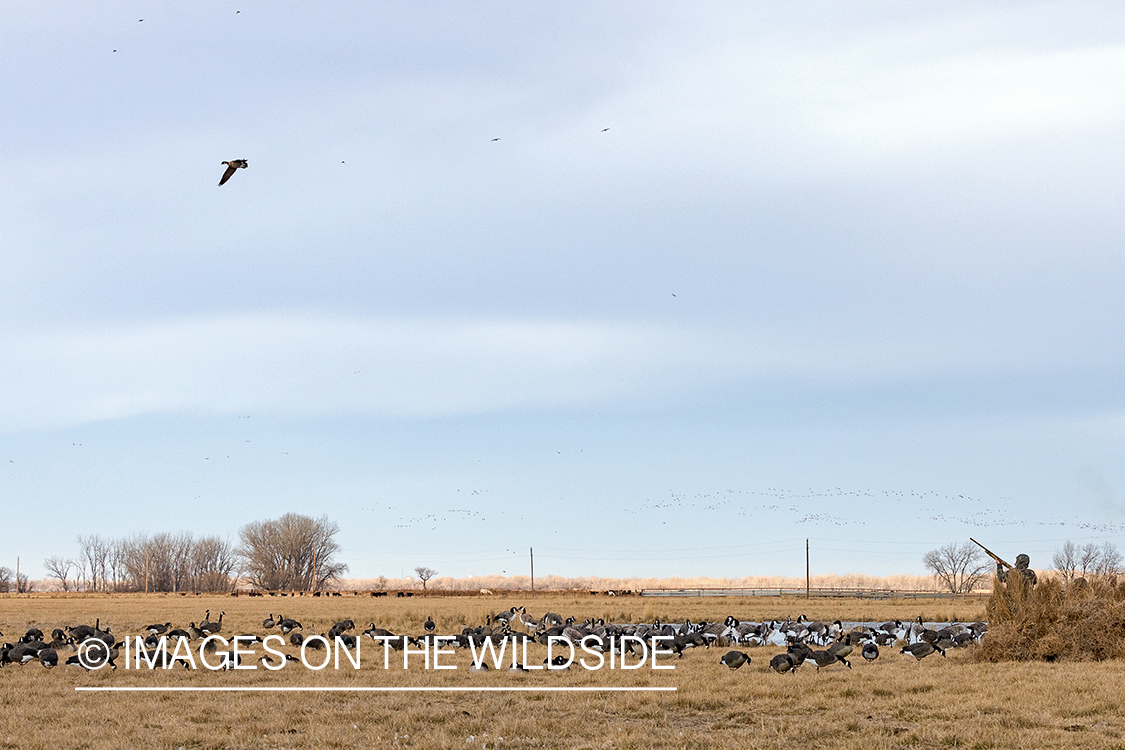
[3,593,1122,749]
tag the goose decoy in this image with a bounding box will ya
[200,611,224,635]
[145,622,171,635]
[424,616,435,633]
[769,652,798,674]
[806,649,846,672]
[38,648,58,668]
[262,614,276,629]
[218,159,247,186]
[279,617,302,635]
[544,655,571,669]
[901,642,945,661]
[719,650,751,670]
[861,642,879,661]
[827,640,853,668]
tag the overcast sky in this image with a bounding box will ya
[4,1,1125,582]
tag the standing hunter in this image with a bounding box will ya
[970,538,1038,585]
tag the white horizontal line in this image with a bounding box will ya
[76,686,676,693]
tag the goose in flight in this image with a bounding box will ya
[219,159,248,185]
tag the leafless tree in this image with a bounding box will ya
[415,566,437,590]
[16,572,33,593]
[237,513,346,590]
[1095,542,1123,577]
[44,556,75,592]
[191,535,238,591]
[0,566,11,593]
[922,542,989,594]
[77,534,114,592]
[1053,540,1079,583]
[1080,543,1102,577]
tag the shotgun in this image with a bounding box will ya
[970,537,1013,570]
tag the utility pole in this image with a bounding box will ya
[805,539,810,599]
[530,547,535,597]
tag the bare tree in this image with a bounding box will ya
[191,536,238,592]
[0,566,11,593]
[1053,540,1079,583]
[77,534,111,592]
[415,566,437,590]
[923,542,989,594]
[1095,542,1123,577]
[44,556,75,592]
[238,513,347,590]
[1080,543,1102,577]
[16,572,33,593]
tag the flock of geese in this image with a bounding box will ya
[0,607,985,673]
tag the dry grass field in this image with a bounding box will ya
[2,593,1123,749]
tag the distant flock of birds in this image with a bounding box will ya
[0,606,985,673]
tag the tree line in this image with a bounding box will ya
[18,513,346,593]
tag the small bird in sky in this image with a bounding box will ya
[219,159,247,186]
[491,138,500,142]
[601,128,610,132]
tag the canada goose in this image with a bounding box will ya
[92,626,114,647]
[424,616,435,633]
[67,619,99,642]
[719,650,751,670]
[219,159,247,186]
[901,642,945,661]
[769,652,798,674]
[278,617,302,634]
[333,619,355,632]
[468,661,489,672]
[201,611,224,635]
[806,649,846,672]
[262,614,276,629]
[290,632,304,647]
[145,622,171,635]
[827,639,853,667]
[544,655,571,669]
[494,607,520,623]
[39,648,58,668]
[24,628,44,642]
[363,624,393,639]
[187,622,205,640]
[72,640,119,670]
[167,628,191,639]
[862,643,879,661]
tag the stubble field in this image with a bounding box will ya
[1,593,1122,749]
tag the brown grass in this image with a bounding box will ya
[978,574,1125,662]
[2,593,1122,749]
